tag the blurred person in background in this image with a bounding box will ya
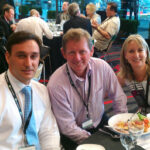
[0,4,16,40]
[92,2,120,58]
[121,0,129,19]
[0,4,16,74]
[56,1,70,25]
[0,0,15,16]
[86,3,101,34]
[128,0,139,20]
[63,2,92,36]
[15,9,53,43]
[15,9,53,59]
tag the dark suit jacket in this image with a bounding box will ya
[0,16,13,40]
[63,16,92,36]
[0,0,15,15]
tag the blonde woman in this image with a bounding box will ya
[86,3,101,33]
[117,34,150,113]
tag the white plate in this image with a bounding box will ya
[76,144,105,150]
[108,113,150,135]
[147,113,150,119]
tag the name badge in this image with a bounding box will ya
[82,119,93,129]
[19,145,36,150]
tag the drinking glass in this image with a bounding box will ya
[120,133,134,150]
[128,119,144,146]
[56,24,61,31]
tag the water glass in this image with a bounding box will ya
[56,24,61,31]
[128,119,144,146]
[120,134,134,150]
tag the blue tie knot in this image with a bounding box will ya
[22,86,31,96]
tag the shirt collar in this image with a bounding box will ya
[7,70,32,94]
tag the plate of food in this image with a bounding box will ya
[108,113,150,135]
[76,144,105,150]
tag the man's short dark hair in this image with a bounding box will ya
[6,31,42,54]
[107,2,118,13]
[2,4,14,15]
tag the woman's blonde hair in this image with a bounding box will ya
[119,34,150,81]
[86,3,97,14]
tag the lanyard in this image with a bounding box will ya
[5,71,32,144]
[146,76,149,106]
[101,15,117,25]
[66,65,91,119]
[133,76,150,110]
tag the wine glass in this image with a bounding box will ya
[128,118,144,146]
[120,133,134,150]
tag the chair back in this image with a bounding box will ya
[39,46,52,84]
[0,46,8,73]
[106,35,117,52]
[0,36,8,73]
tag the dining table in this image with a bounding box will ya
[42,22,67,75]
[79,128,150,150]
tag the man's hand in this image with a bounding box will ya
[91,20,99,29]
[10,24,17,32]
[92,20,111,39]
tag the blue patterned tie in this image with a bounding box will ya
[22,86,39,146]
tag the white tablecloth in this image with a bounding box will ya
[138,133,150,150]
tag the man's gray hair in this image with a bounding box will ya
[68,2,80,17]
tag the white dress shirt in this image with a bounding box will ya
[0,70,60,150]
[15,16,53,42]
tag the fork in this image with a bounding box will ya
[127,108,141,122]
[99,128,120,139]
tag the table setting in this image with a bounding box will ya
[77,112,150,150]
[47,19,63,37]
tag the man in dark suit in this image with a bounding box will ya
[0,4,16,40]
[63,2,92,36]
[56,1,69,24]
[0,4,16,74]
[0,0,15,16]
